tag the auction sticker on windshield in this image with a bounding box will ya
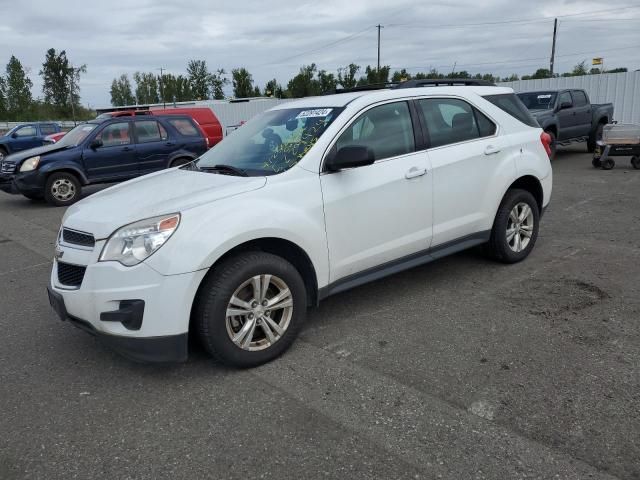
[537,95,552,99]
[296,108,333,119]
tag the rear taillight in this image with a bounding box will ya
[540,132,552,157]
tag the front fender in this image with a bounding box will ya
[39,162,89,184]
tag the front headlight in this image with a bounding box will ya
[99,213,180,266]
[19,156,40,172]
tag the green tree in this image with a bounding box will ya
[253,85,261,97]
[357,65,390,85]
[571,61,588,76]
[264,78,284,98]
[40,48,71,110]
[337,64,360,89]
[391,69,412,82]
[133,72,159,104]
[186,59,211,100]
[110,74,136,106]
[5,55,33,120]
[287,64,321,98]
[0,77,6,118]
[160,73,192,103]
[317,70,337,94]
[502,73,519,82]
[231,68,254,98]
[531,68,551,79]
[210,69,227,99]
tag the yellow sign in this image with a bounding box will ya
[592,58,603,65]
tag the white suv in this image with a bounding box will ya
[48,83,552,367]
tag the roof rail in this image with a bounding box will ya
[333,82,400,94]
[394,78,497,88]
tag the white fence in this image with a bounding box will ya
[499,71,640,124]
[0,121,78,131]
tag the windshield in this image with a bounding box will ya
[517,92,557,110]
[3,125,20,136]
[57,123,98,146]
[196,107,343,176]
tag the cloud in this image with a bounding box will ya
[2,0,638,107]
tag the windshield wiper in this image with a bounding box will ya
[199,164,249,177]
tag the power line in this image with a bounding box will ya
[386,5,640,29]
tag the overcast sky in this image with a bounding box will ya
[2,0,639,107]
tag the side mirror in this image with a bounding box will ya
[559,101,573,110]
[89,138,103,149]
[325,145,375,172]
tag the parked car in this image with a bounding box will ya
[0,115,206,205]
[516,89,613,158]
[0,122,62,160]
[44,131,68,144]
[97,108,223,148]
[47,84,552,367]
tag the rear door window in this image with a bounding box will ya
[418,98,495,148]
[167,118,200,137]
[40,124,58,135]
[572,91,588,107]
[134,120,168,143]
[559,91,572,107]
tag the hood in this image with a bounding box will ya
[4,143,74,163]
[63,168,267,238]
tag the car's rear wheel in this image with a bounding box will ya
[194,251,306,368]
[487,189,540,263]
[630,156,640,170]
[44,172,81,206]
[170,157,192,168]
[0,147,7,162]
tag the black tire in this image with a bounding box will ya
[601,158,615,170]
[194,251,307,368]
[0,147,7,162]
[545,130,557,160]
[22,192,44,201]
[592,157,602,168]
[170,157,192,168]
[587,123,604,153]
[487,189,540,264]
[631,156,640,170]
[44,172,81,206]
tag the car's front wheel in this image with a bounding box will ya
[44,172,81,206]
[487,189,540,263]
[194,252,307,368]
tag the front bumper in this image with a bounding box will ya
[0,170,45,195]
[48,239,207,363]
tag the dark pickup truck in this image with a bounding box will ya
[517,89,613,158]
[0,122,63,161]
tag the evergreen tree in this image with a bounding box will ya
[5,55,33,120]
[231,68,254,98]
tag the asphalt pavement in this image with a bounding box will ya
[0,146,638,479]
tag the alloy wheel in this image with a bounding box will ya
[51,178,76,201]
[225,274,293,351]
[506,202,534,252]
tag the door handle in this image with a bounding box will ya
[484,145,501,155]
[165,142,175,146]
[122,146,133,152]
[405,167,427,179]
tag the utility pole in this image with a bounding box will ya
[549,18,558,77]
[158,67,166,108]
[68,65,77,125]
[376,24,383,75]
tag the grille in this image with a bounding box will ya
[62,228,95,247]
[57,262,86,287]
[1,161,16,174]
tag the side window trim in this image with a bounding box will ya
[321,99,419,172]
[415,95,499,150]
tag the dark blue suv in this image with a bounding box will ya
[0,115,207,206]
[0,122,63,160]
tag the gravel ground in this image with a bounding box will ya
[0,146,638,479]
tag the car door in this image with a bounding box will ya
[11,125,40,152]
[133,119,174,174]
[320,100,433,282]
[82,121,138,181]
[556,91,577,140]
[417,97,515,247]
[571,90,592,137]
